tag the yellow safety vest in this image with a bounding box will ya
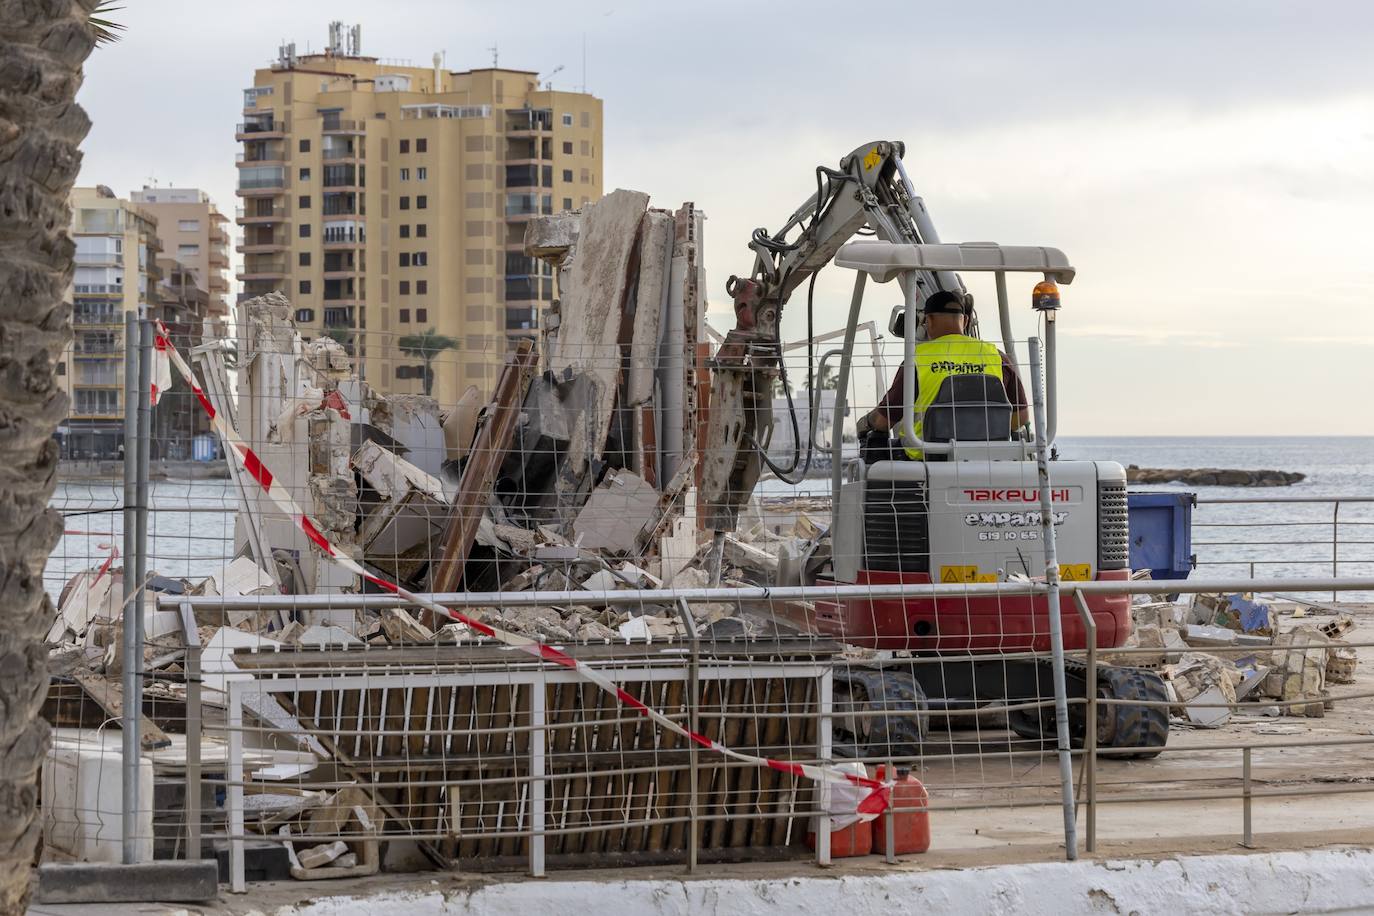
[905,334,1005,460]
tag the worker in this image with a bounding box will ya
[856,289,1028,458]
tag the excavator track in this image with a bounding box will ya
[1006,660,1169,758]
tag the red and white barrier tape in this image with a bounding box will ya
[152,322,890,815]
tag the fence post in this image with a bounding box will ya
[1242,746,1254,848]
[1072,590,1099,853]
[178,600,203,860]
[1333,501,1342,602]
[530,677,546,877]
[120,311,141,864]
[815,666,833,867]
[1030,336,1078,860]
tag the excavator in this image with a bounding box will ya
[701,140,1168,754]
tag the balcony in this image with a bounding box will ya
[321,117,365,135]
[74,251,123,266]
[322,306,356,328]
[235,119,283,140]
[505,164,552,190]
[243,86,274,111]
[237,148,286,167]
[72,284,123,296]
[504,276,554,302]
[506,108,553,135]
[505,192,552,220]
[322,165,363,189]
[72,310,122,327]
[236,236,286,254]
[236,204,288,224]
[208,248,230,267]
[322,141,362,162]
[238,257,287,280]
[505,306,539,332]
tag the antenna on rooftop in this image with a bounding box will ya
[580,33,586,93]
[543,64,564,90]
[349,24,362,56]
[488,43,498,68]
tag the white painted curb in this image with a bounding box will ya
[268,846,1374,916]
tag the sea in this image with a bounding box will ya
[46,437,1374,603]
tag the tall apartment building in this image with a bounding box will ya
[236,26,604,404]
[130,186,232,333]
[61,186,163,458]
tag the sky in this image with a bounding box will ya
[76,0,1374,435]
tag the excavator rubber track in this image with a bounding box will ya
[1006,660,1169,758]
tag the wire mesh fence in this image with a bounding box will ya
[40,208,1374,893]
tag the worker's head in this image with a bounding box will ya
[921,290,968,337]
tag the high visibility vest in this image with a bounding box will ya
[904,334,1005,460]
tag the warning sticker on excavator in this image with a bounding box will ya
[976,573,999,583]
[862,148,882,171]
[939,565,979,583]
[1059,563,1092,581]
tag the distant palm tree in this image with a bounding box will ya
[398,328,458,396]
[0,2,109,910]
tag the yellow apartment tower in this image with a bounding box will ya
[236,24,604,403]
[62,186,163,458]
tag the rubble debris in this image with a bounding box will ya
[430,338,538,598]
[296,840,348,870]
[572,469,660,554]
[1260,627,1331,717]
[70,671,171,751]
[353,439,450,584]
[1188,592,1276,635]
[1166,652,1243,728]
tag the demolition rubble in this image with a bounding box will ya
[39,186,1367,877]
[1108,591,1360,728]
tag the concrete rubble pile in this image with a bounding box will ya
[1108,591,1360,728]
[40,191,836,873]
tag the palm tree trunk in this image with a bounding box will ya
[0,2,96,911]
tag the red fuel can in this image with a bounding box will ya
[806,817,873,857]
[872,765,930,855]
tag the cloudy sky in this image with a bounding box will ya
[77,1,1374,435]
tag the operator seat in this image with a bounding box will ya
[921,374,1013,455]
[860,373,1013,464]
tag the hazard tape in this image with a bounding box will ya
[152,322,890,815]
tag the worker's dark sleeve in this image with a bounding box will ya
[877,364,907,426]
[1001,353,1028,414]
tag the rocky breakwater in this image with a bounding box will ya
[1126,465,1305,487]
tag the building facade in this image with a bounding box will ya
[236,28,604,404]
[61,186,163,459]
[130,186,232,333]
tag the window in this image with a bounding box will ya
[176,244,200,257]
[416,224,427,238]
[561,112,573,126]
[177,219,200,232]
[416,280,427,295]
[399,224,410,239]
[298,223,311,238]
[399,280,410,295]
[416,308,427,322]
[413,251,428,266]
[580,111,590,128]
[400,139,410,154]
[298,252,311,266]
[399,253,410,267]
[299,168,311,181]
[562,141,573,155]
[416,166,427,180]
[299,195,311,209]
[416,195,427,209]
[298,280,311,295]
[580,140,590,156]
[563,197,573,211]
[295,308,314,322]
[399,196,410,210]
[416,138,427,153]
[399,167,409,181]
[580,168,590,184]
[399,308,410,322]
[299,139,310,153]
[562,169,573,182]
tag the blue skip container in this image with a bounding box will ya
[1126,491,1195,581]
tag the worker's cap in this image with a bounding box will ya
[922,290,969,315]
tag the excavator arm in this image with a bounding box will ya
[699,140,962,532]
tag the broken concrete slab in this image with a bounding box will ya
[1261,627,1330,717]
[572,469,660,554]
[35,860,219,904]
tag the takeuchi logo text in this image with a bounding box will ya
[962,488,1072,502]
